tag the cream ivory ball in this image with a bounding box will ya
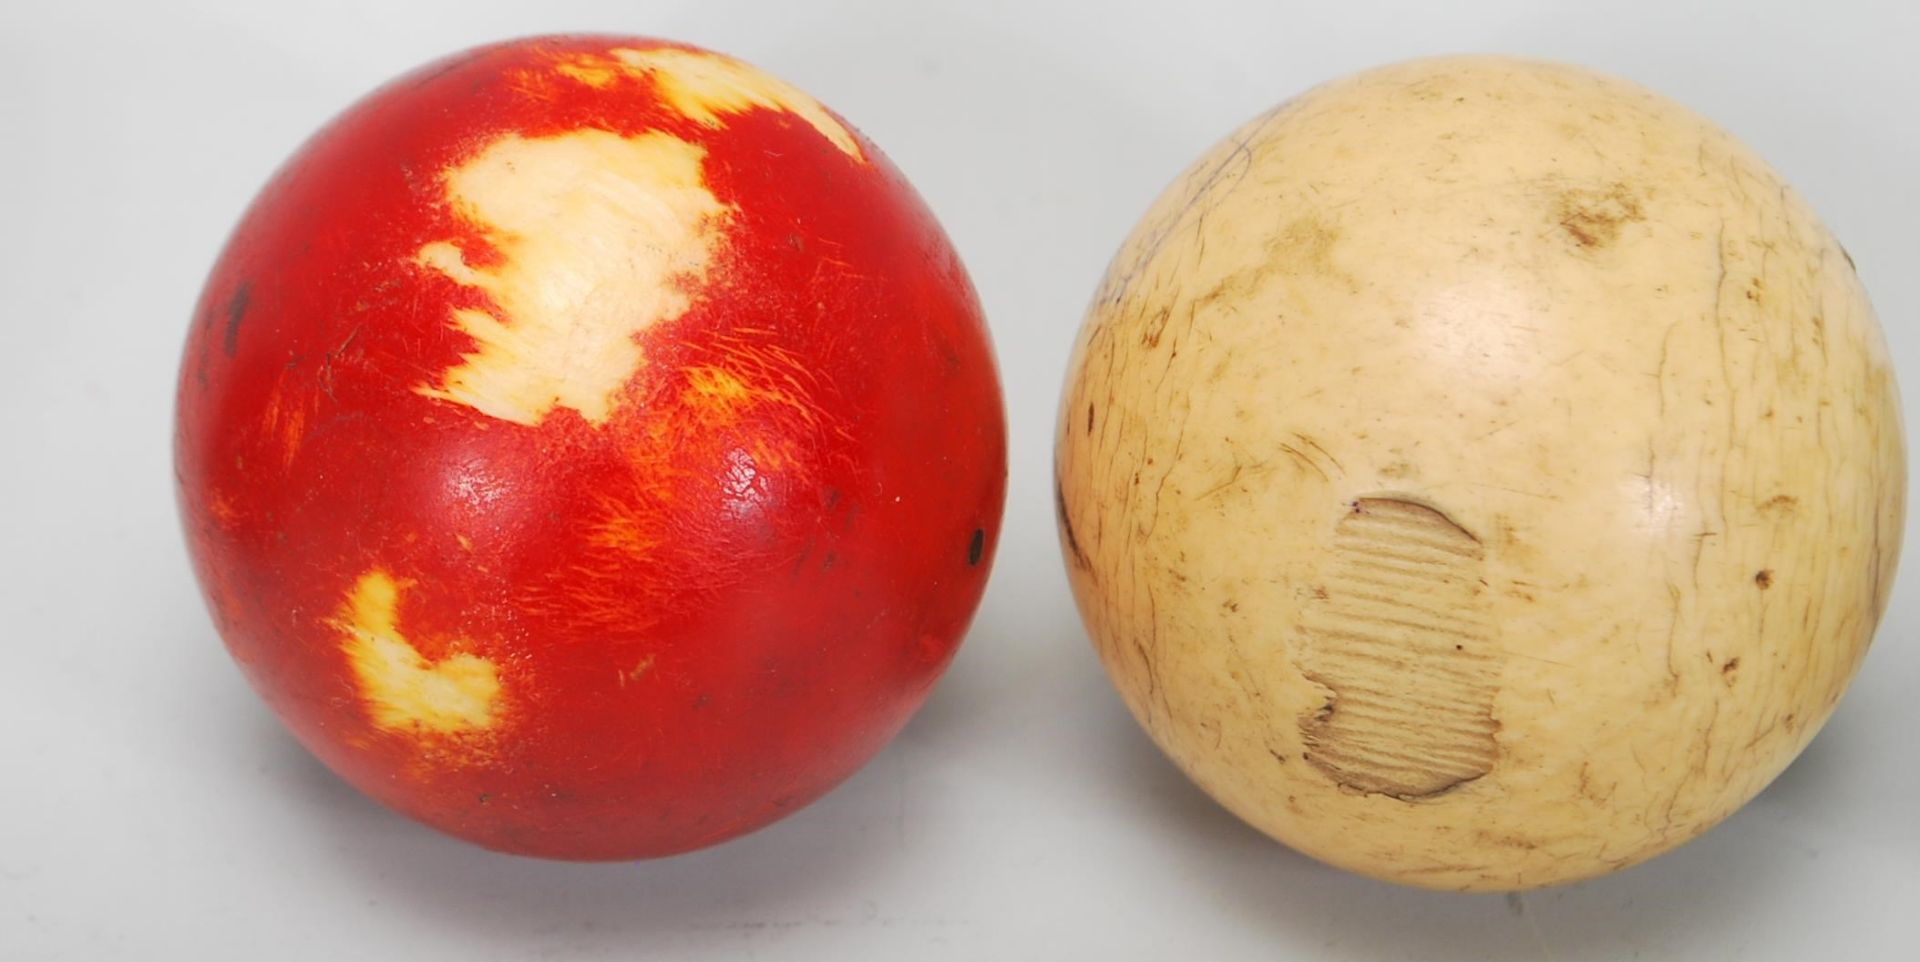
[1054,56,1904,891]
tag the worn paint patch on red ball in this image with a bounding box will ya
[175,36,1005,859]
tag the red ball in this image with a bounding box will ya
[174,35,1005,859]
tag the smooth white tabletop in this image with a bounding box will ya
[2,1,1915,959]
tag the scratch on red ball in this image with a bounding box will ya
[259,369,311,468]
[515,341,850,633]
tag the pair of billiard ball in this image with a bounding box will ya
[177,36,1901,892]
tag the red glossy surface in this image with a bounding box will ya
[175,35,1004,859]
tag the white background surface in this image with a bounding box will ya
[2,1,1916,958]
